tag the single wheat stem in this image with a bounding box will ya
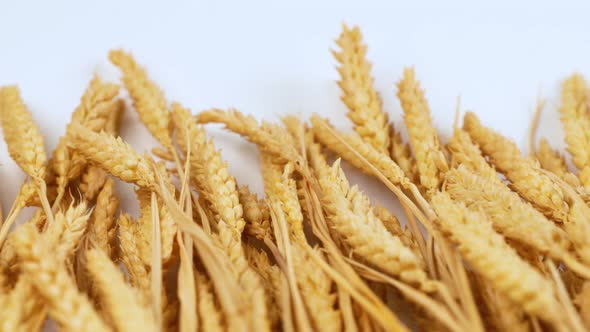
[333,24,390,153]
[546,260,586,332]
[176,233,197,332]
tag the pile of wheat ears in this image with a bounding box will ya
[1,23,590,332]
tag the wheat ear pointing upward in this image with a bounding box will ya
[333,24,390,153]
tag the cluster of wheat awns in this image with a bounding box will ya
[1,23,590,332]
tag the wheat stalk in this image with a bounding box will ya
[136,188,176,266]
[333,24,390,153]
[194,269,225,332]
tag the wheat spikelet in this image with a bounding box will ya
[12,223,110,331]
[261,156,305,241]
[86,248,157,332]
[447,128,499,182]
[43,202,91,261]
[196,108,300,164]
[463,112,568,222]
[172,103,270,331]
[536,138,572,181]
[561,198,590,266]
[69,123,156,188]
[318,159,433,291]
[310,115,412,189]
[0,86,47,180]
[52,76,120,200]
[109,49,172,148]
[194,270,225,332]
[559,74,590,187]
[118,214,150,298]
[374,205,422,261]
[239,186,273,241]
[397,68,447,191]
[430,192,561,323]
[444,166,570,257]
[80,166,109,201]
[390,124,419,184]
[333,24,390,153]
[88,179,119,258]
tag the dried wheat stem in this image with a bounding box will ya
[176,233,197,332]
[546,260,586,332]
[333,24,390,153]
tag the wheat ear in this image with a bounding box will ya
[136,188,176,266]
[87,179,119,258]
[536,138,581,187]
[86,248,157,332]
[559,74,590,187]
[69,123,156,188]
[333,24,390,153]
[447,128,499,181]
[319,159,434,291]
[196,108,301,164]
[239,186,273,241]
[397,67,447,191]
[118,214,150,298]
[109,49,173,149]
[0,86,47,180]
[430,192,562,324]
[444,166,569,256]
[13,223,110,331]
[463,112,568,222]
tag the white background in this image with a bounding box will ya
[1,1,590,221]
